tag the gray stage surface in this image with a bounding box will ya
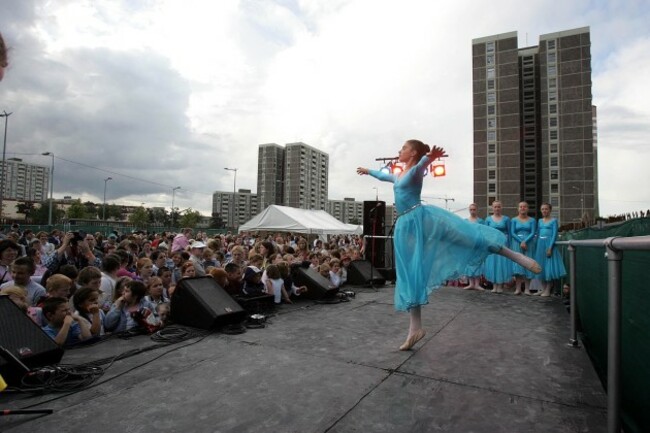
[0,286,606,433]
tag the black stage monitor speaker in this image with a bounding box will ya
[171,277,246,329]
[347,260,386,286]
[0,296,64,385]
[291,264,339,300]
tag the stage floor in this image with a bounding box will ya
[0,286,606,433]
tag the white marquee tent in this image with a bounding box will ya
[238,205,362,235]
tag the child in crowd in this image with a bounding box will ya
[157,266,173,298]
[181,262,196,278]
[104,280,156,333]
[135,258,154,285]
[42,297,92,347]
[319,264,331,281]
[265,264,291,304]
[277,262,307,298]
[309,253,320,270]
[39,274,74,306]
[0,256,46,306]
[145,276,169,306]
[202,248,218,269]
[242,266,265,296]
[77,266,102,291]
[248,254,263,270]
[156,302,170,327]
[73,287,105,336]
[328,259,346,288]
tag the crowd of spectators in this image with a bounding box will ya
[0,226,365,348]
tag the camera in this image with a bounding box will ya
[70,231,85,245]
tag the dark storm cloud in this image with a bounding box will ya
[2,42,217,203]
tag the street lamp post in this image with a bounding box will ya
[103,177,112,232]
[224,167,238,228]
[41,152,55,227]
[171,186,180,229]
[0,111,12,221]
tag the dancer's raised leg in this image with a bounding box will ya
[498,246,541,274]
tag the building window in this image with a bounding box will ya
[487,155,496,167]
[486,41,495,53]
[488,143,496,154]
[549,90,557,102]
[550,156,558,167]
[487,68,495,79]
[549,104,557,114]
[550,183,559,194]
[487,92,496,103]
[548,65,557,76]
[547,52,556,64]
[550,130,558,140]
[488,183,496,193]
[487,105,495,115]
[549,77,557,88]
[487,79,495,90]
[487,118,496,128]
[550,141,558,153]
[550,196,559,207]
[487,54,494,66]
[488,170,496,180]
[487,130,496,141]
[549,116,558,127]
[547,39,556,50]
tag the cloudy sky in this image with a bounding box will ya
[1,0,649,218]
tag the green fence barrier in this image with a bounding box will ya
[561,218,650,433]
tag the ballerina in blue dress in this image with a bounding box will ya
[484,200,513,294]
[510,201,537,295]
[357,140,541,351]
[463,203,485,291]
[532,203,566,297]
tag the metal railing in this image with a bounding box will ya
[557,235,650,433]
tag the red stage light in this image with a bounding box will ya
[431,163,446,177]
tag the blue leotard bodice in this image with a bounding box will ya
[369,155,429,213]
[510,218,536,244]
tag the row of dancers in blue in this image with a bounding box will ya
[358,140,544,351]
[464,201,567,296]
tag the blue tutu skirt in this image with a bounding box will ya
[510,235,537,279]
[484,253,513,284]
[533,237,567,280]
[463,261,484,278]
[393,205,506,311]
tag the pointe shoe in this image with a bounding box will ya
[540,290,551,297]
[399,329,426,351]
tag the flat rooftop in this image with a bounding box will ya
[0,286,606,433]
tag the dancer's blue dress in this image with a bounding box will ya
[533,218,566,280]
[463,218,485,278]
[369,156,506,311]
[483,216,513,284]
[510,217,537,279]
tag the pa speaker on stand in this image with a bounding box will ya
[363,201,386,269]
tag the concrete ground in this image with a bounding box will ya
[0,285,607,433]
